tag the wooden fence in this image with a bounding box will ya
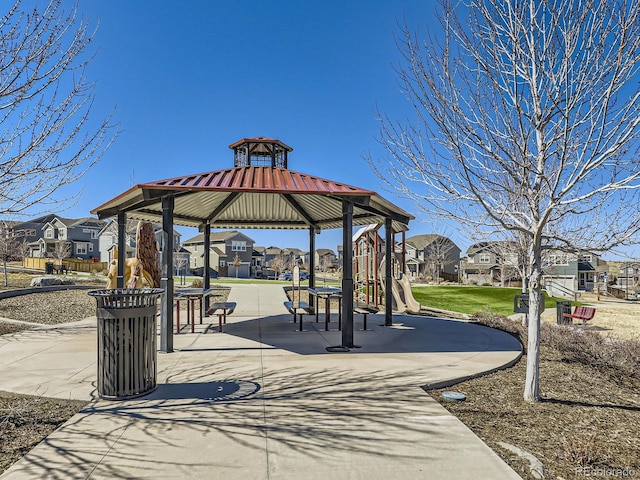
[23,257,109,274]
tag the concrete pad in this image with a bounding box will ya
[0,283,523,479]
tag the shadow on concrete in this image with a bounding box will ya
[11,365,452,479]
[202,313,523,356]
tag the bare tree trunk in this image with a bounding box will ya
[524,245,543,402]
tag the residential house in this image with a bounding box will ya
[263,246,283,273]
[282,247,306,269]
[315,248,338,272]
[404,234,461,281]
[543,251,606,295]
[12,214,104,260]
[97,219,184,271]
[252,246,266,277]
[617,263,640,289]
[182,230,255,278]
[0,220,22,261]
[394,240,422,277]
[462,241,520,285]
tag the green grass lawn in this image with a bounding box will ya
[411,285,567,316]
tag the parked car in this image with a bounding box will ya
[278,272,292,281]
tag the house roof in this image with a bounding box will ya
[183,230,255,245]
[316,248,335,256]
[406,234,458,251]
[91,166,413,232]
[98,218,179,237]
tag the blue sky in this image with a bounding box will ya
[56,1,459,253]
[40,1,639,260]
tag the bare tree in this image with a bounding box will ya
[486,239,522,288]
[0,221,26,287]
[52,239,71,266]
[0,1,116,217]
[370,0,640,401]
[231,253,241,278]
[173,252,188,285]
[421,235,455,284]
[270,253,287,277]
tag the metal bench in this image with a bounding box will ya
[562,306,596,325]
[354,305,379,330]
[206,302,236,332]
[284,301,313,331]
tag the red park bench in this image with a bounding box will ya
[562,306,596,325]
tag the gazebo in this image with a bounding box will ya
[91,137,414,352]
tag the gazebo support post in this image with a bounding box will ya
[341,199,355,347]
[385,217,393,326]
[203,223,211,311]
[309,226,316,312]
[160,196,174,353]
[116,212,126,289]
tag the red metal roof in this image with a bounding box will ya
[91,166,412,231]
[141,166,375,196]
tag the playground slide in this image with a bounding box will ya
[398,274,422,314]
[386,274,408,313]
[378,261,421,314]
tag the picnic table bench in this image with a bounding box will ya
[562,306,596,325]
[284,301,313,331]
[206,302,236,332]
[354,305,379,330]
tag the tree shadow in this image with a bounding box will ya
[542,397,640,412]
[7,363,458,479]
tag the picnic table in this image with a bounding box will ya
[175,288,220,333]
[309,287,342,331]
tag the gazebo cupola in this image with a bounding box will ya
[229,136,293,168]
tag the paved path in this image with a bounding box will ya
[0,284,523,479]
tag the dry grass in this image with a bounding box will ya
[540,292,640,342]
[0,392,86,474]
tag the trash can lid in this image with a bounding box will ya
[88,288,165,297]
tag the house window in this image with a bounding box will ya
[232,241,247,252]
[45,228,54,239]
[58,228,66,240]
[549,254,569,266]
[220,260,226,267]
[580,254,593,262]
[91,230,99,239]
[478,253,491,264]
[76,243,87,255]
[89,244,94,252]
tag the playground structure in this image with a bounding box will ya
[106,221,161,289]
[353,224,422,314]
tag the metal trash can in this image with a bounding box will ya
[556,301,572,325]
[88,288,164,400]
[45,262,54,274]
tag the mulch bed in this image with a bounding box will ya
[0,391,87,474]
[430,343,640,479]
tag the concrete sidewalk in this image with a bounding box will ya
[0,284,523,479]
